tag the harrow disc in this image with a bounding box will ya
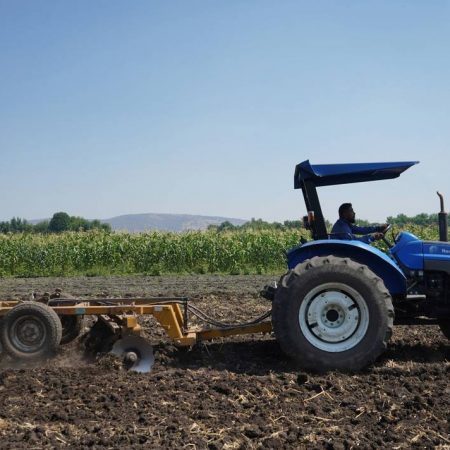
[110,335,154,373]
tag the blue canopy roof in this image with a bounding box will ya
[294,160,419,189]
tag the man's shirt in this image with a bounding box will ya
[330,218,379,244]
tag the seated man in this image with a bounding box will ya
[331,203,388,244]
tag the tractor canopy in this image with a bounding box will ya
[295,160,418,189]
[295,159,419,240]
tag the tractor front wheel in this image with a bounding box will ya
[272,256,394,371]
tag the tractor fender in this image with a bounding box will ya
[286,239,407,295]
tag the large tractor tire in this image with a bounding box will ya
[438,319,450,340]
[0,302,62,361]
[272,256,394,372]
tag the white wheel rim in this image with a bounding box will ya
[299,282,369,352]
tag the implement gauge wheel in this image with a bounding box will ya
[272,256,394,372]
[0,302,62,361]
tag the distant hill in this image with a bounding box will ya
[103,213,246,232]
[31,214,247,232]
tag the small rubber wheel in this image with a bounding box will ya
[438,319,450,340]
[0,302,62,361]
[60,315,84,345]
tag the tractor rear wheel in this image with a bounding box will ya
[272,256,394,371]
[0,302,62,361]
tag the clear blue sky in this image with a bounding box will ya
[1,1,449,223]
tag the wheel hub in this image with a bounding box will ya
[20,321,42,344]
[11,316,47,353]
[124,351,138,364]
[299,283,370,352]
[325,308,340,323]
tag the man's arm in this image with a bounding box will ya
[331,221,369,241]
[350,224,378,235]
[350,224,388,235]
[331,220,386,243]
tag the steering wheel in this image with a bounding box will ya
[381,224,393,248]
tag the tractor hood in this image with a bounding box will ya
[295,160,418,189]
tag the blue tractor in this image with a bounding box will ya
[269,160,450,371]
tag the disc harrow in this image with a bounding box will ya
[0,292,272,372]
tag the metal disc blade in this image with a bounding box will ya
[110,336,154,373]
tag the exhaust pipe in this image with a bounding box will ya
[437,192,448,242]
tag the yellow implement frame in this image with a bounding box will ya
[0,297,272,346]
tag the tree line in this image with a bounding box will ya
[386,213,439,227]
[0,212,111,234]
[1,211,439,235]
[209,213,440,232]
[208,218,333,232]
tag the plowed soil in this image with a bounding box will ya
[0,275,449,449]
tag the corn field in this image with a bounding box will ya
[0,225,440,277]
[0,229,304,277]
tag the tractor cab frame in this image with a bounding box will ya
[294,159,419,240]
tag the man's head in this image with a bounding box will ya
[339,203,356,223]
